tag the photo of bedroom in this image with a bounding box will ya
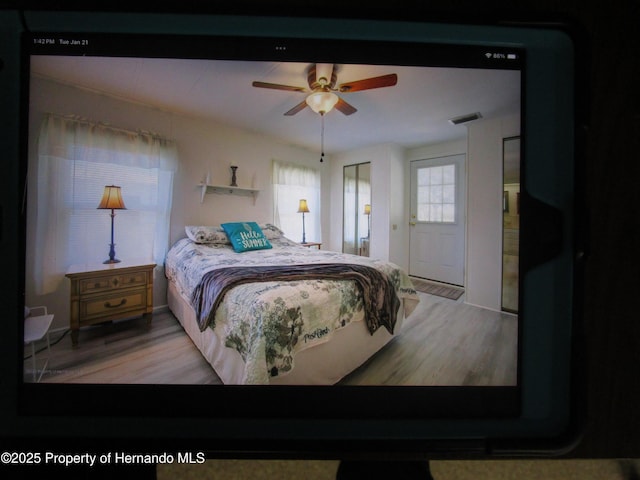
[22,51,521,387]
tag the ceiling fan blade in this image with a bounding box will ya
[334,97,357,116]
[252,81,306,92]
[338,73,398,92]
[284,100,308,116]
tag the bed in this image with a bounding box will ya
[164,223,419,385]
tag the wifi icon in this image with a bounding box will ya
[485,52,493,58]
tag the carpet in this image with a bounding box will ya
[410,277,464,300]
[158,459,639,480]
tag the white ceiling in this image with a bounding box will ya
[31,55,521,155]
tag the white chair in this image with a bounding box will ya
[24,306,54,382]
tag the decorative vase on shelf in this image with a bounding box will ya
[230,166,238,187]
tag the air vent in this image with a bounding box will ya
[448,112,483,125]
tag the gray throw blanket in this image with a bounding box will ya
[191,263,401,335]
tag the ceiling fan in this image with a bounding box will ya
[252,63,398,116]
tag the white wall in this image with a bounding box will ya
[167,113,327,246]
[406,138,467,163]
[465,114,520,310]
[26,77,326,328]
[387,144,408,270]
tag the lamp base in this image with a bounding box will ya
[104,242,120,264]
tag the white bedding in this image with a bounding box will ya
[164,232,419,385]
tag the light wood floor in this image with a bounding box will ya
[26,292,517,386]
[342,294,517,386]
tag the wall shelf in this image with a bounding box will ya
[198,183,259,204]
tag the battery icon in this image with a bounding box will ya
[507,53,517,60]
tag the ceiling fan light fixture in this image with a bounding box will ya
[306,91,339,115]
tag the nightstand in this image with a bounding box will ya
[300,242,322,249]
[65,262,156,346]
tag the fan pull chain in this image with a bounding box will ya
[320,113,325,163]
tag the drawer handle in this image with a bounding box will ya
[105,298,127,309]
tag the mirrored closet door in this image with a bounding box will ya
[502,136,520,313]
[343,162,371,256]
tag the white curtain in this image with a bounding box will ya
[272,159,321,243]
[33,114,178,295]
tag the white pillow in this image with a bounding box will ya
[260,223,285,240]
[184,226,230,244]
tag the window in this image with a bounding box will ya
[416,164,456,223]
[272,160,321,243]
[33,114,178,295]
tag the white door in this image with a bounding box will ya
[409,155,465,286]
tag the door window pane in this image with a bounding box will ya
[416,164,456,223]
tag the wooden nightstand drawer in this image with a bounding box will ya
[80,287,147,321]
[79,271,148,295]
[66,262,156,345]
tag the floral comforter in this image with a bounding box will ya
[164,236,419,383]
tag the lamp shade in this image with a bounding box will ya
[305,91,339,115]
[364,204,371,215]
[97,185,126,210]
[297,199,310,213]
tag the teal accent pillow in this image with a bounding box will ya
[221,222,273,253]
